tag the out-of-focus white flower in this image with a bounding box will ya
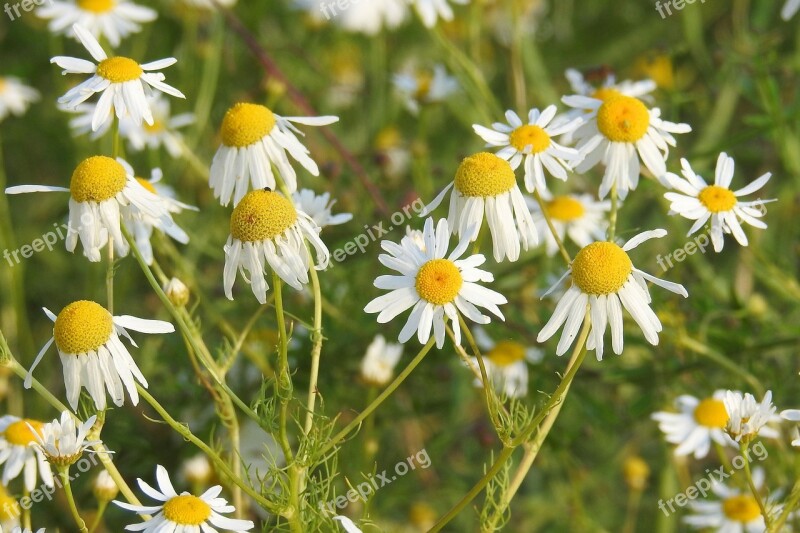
[292,189,352,230]
[37,0,157,47]
[393,64,459,114]
[360,335,404,386]
[0,77,39,122]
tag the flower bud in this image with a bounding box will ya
[93,469,119,502]
[164,277,190,307]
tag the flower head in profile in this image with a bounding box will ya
[473,106,583,193]
[291,189,352,230]
[114,464,254,532]
[360,334,404,386]
[210,102,338,206]
[537,230,688,360]
[467,327,542,399]
[32,411,101,468]
[0,416,53,492]
[224,189,329,304]
[37,0,157,47]
[663,153,773,252]
[365,217,507,349]
[684,467,772,532]
[0,76,39,122]
[411,0,469,28]
[52,24,184,131]
[421,152,537,262]
[392,64,459,115]
[528,193,609,257]
[723,390,778,444]
[120,95,195,158]
[26,300,175,410]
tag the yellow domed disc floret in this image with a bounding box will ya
[698,185,737,213]
[571,242,633,295]
[163,495,212,526]
[546,196,585,222]
[70,156,127,203]
[454,152,516,198]
[54,300,114,355]
[230,190,297,243]
[722,495,761,523]
[488,341,526,367]
[4,419,45,446]
[509,125,551,153]
[220,103,276,148]
[77,0,115,12]
[693,398,729,428]
[597,95,650,143]
[96,57,143,83]
[415,259,463,305]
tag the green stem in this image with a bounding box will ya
[88,501,107,533]
[60,467,89,533]
[769,478,800,532]
[21,486,31,529]
[303,265,324,436]
[272,273,294,464]
[532,190,571,266]
[742,442,770,528]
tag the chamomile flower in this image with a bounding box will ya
[37,0,157,47]
[364,217,507,349]
[783,0,800,19]
[537,230,688,360]
[528,193,610,256]
[291,189,352,230]
[5,156,176,262]
[0,77,39,122]
[0,416,53,492]
[467,327,542,399]
[360,334,404,386]
[684,468,770,532]
[114,464,254,532]
[25,300,175,410]
[210,103,338,206]
[120,96,194,158]
[724,390,779,444]
[421,152,537,263]
[562,93,691,199]
[52,24,185,132]
[473,106,583,193]
[651,391,737,459]
[411,0,469,27]
[393,64,459,115]
[337,0,407,34]
[32,411,100,467]
[223,189,329,304]
[663,153,773,253]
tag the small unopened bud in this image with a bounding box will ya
[182,454,213,486]
[623,456,650,491]
[93,470,119,502]
[164,277,190,307]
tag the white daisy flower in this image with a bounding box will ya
[0,485,21,532]
[0,416,53,492]
[392,64,459,115]
[5,155,177,262]
[337,0,407,34]
[684,468,769,532]
[0,76,39,122]
[421,152,537,262]
[411,0,468,27]
[562,93,691,199]
[473,106,583,193]
[113,464,254,532]
[651,390,738,459]
[291,189,352,230]
[724,390,778,444]
[25,300,175,410]
[364,217,507,349]
[210,102,338,206]
[120,95,195,158]
[37,0,157,48]
[537,230,688,360]
[663,153,773,253]
[527,193,610,256]
[224,189,330,304]
[783,0,800,19]
[467,327,542,399]
[360,334,404,386]
[52,24,185,132]
[32,411,101,467]
[334,515,363,532]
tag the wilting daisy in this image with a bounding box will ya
[393,64,459,115]
[0,416,53,492]
[224,189,329,304]
[120,96,195,158]
[364,217,507,349]
[473,106,583,193]
[724,390,778,444]
[114,464,254,532]
[210,103,338,206]
[37,0,157,47]
[360,334,404,386]
[537,230,688,360]
[25,300,175,410]
[651,391,738,459]
[411,0,468,27]
[562,93,691,199]
[528,193,609,256]
[783,0,800,19]
[32,411,100,467]
[684,468,770,532]
[52,24,185,131]
[291,189,352,230]
[663,153,773,253]
[421,152,537,262]
[5,155,176,262]
[467,327,542,399]
[0,76,39,122]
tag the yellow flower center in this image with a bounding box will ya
[70,156,127,203]
[162,495,212,526]
[590,87,622,102]
[509,125,551,153]
[135,178,157,194]
[546,196,585,222]
[693,398,729,428]
[722,495,761,523]
[96,57,143,83]
[77,0,115,13]
[230,190,297,242]
[414,71,433,101]
[0,78,6,92]
[571,242,632,295]
[4,420,45,446]
[597,95,650,143]
[487,341,526,367]
[415,259,463,305]
[0,491,19,521]
[143,120,165,134]
[54,300,114,355]
[698,185,737,213]
[454,152,516,198]
[220,103,276,148]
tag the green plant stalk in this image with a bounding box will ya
[60,467,89,533]
[88,501,107,533]
[532,190,572,266]
[742,442,770,528]
[769,477,800,532]
[303,265,324,436]
[21,486,31,529]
